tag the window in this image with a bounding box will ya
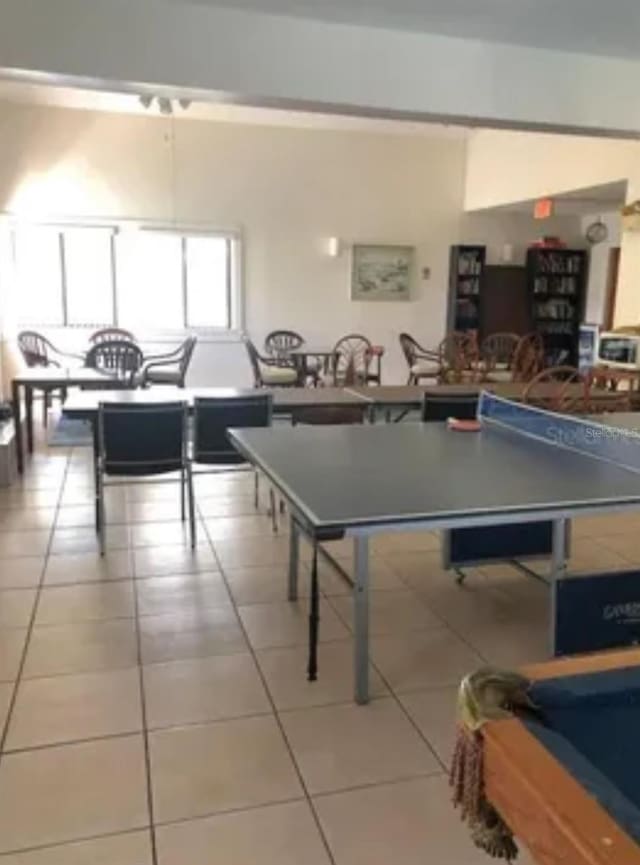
[13,227,64,326]
[185,236,231,328]
[64,227,114,326]
[10,222,240,332]
[115,231,184,330]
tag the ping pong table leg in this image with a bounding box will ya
[550,518,567,656]
[288,517,300,601]
[354,534,370,704]
[12,380,24,474]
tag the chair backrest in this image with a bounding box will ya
[481,332,520,368]
[243,337,264,387]
[193,394,273,464]
[512,332,545,382]
[89,328,136,345]
[293,406,366,425]
[18,331,57,368]
[522,365,587,412]
[265,330,303,360]
[333,334,372,384]
[438,332,477,368]
[86,339,144,384]
[421,393,478,422]
[587,368,633,412]
[177,337,197,384]
[98,401,187,476]
[399,333,422,367]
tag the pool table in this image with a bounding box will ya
[483,649,640,865]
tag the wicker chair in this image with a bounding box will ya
[481,332,520,382]
[89,328,136,344]
[138,337,197,388]
[399,333,441,385]
[438,332,481,383]
[264,330,304,360]
[512,333,545,382]
[244,337,298,387]
[522,365,590,413]
[586,367,634,413]
[17,330,82,426]
[265,330,322,385]
[85,339,144,386]
[324,334,383,386]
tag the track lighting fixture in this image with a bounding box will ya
[138,95,192,115]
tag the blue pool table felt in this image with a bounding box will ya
[526,665,640,844]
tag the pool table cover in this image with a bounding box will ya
[484,649,640,865]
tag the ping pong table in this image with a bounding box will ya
[229,393,640,704]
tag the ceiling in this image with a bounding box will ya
[162,0,640,60]
[0,79,468,137]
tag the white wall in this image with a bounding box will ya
[465,130,635,212]
[580,212,622,326]
[4,0,640,135]
[461,211,583,265]
[465,129,640,327]
[0,101,469,387]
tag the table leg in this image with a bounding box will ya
[307,543,319,681]
[12,380,23,474]
[294,356,305,387]
[92,421,101,533]
[288,516,300,601]
[354,534,370,704]
[25,386,34,455]
[550,518,567,656]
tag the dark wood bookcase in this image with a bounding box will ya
[526,247,588,366]
[448,245,486,335]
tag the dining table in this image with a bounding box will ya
[11,367,127,473]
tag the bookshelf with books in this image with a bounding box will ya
[448,245,486,336]
[527,247,587,366]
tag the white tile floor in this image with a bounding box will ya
[2,434,640,863]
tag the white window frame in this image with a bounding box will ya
[6,216,245,342]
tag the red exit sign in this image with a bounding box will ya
[534,197,554,219]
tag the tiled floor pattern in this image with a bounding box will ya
[2,438,640,863]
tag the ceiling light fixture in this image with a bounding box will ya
[138,95,192,115]
[157,97,173,116]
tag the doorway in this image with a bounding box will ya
[602,247,620,330]
[481,265,531,337]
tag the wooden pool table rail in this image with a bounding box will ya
[484,648,640,865]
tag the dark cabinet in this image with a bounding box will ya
[526,247,587,366]
[448,245,486,335]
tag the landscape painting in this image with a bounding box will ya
[351,244,413,302]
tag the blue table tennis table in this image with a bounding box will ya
[229,393,640,703]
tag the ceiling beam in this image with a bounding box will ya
[2,0,640,136]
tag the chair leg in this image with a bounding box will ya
[180,468,186,522]
[254,470,260,510]
[269,487,277,534]
[186,464,197,550]
[97,471,106,557]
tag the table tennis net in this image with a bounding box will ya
[478,391,640,475]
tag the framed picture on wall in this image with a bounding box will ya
[351,244,414,302]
